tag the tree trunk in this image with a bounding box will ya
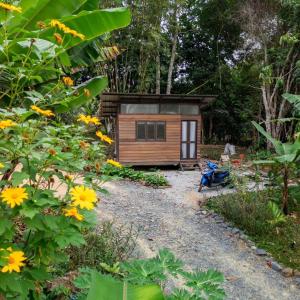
[166,27,178,94]
[166,4,179,95]
[208,115,213,140]
[282,165,289,215]
[156,52,161,94]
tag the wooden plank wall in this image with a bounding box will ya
[118,114,202,165]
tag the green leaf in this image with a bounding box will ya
[0,217,14,237]
[251,121,283,155]
[39,8,131,52]
[7,0,87,35]
[282,93,300,112]
[53,76,108,112]
[20,207,39,219]
[11,171,30,186]
[87,272,164,300]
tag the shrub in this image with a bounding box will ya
[66,221,138,272]
[74,249,226,300]
[0,1,130,298]
[208,187,300,269]
[101,164,169,187]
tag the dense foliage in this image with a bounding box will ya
[0,0,130,298]
[100,0,300,145]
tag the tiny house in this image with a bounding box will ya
[100,93,215,166]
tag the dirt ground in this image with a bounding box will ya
[97,170,300,300]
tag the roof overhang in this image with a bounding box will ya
[100,93,217,117]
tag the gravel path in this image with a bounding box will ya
[97,170,300,300]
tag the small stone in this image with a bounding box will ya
[295,278,300,287]
[251,246,257,250]
[232,228,240,235]
[282,268,294,278]
[294,270,300,278]
[256,249,267,256]
[202,210,207,215]
[240,234,248,240]
[271,261,282,272]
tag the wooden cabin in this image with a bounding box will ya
[100,93,215,166]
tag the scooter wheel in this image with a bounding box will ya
[198,184,203,192]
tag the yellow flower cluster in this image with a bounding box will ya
[1,187,28,208]
[0,119,16,129]
[1,248,26,273]
[62,76,74,86]
[107,159,122,168]
[50,19,85,40]
[77,114,100,125]
[0,2,22,13]
[31,105,55,117]
[96,131,113,145]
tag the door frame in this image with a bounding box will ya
[180,120,198,160]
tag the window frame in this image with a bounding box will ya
[135,121,166,142]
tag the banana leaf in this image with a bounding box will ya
[6,0,87,36]
[53,76,108,113]
[251,121,284,155]
[87,272,165,300]
[38,8,131,51]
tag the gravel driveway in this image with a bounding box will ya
[97,170,299,300]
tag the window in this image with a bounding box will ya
[136,121,166,141]
[120,103,200,115]
[121,104,159,114]
[160,104,180,114]
[180,104,199,115]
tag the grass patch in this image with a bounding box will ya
[101,164,169,187]
[207,187,300,270]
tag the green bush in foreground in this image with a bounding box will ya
[208,187,300,269]
[74,249,226,300]
[101,164,169,187]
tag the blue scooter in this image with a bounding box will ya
[198,161,230,192]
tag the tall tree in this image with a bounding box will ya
[237,0,300,147]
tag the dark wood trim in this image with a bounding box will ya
[135,120,166,142]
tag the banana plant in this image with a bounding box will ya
[252,121,300,214]
[0,0,131,112]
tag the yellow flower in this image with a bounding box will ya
[70,186,97,210]
[48,148,57,156]
[79,141,90,149]
[0,2,22,13]
[31,105,55,117]
[53,33,63,44]
[107,159,122,168]
[64,207,84,221]
[84,88,91,97]
[0,163,4,169]
[77,114,100,126]
[37,21,46,29]
[1,250,26,273]
[1,187,28,208]
[0,120,16,129]
[65,174,74,181]
[96,131,113,144]
[62,76,74,86]
[50,19,85,40]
